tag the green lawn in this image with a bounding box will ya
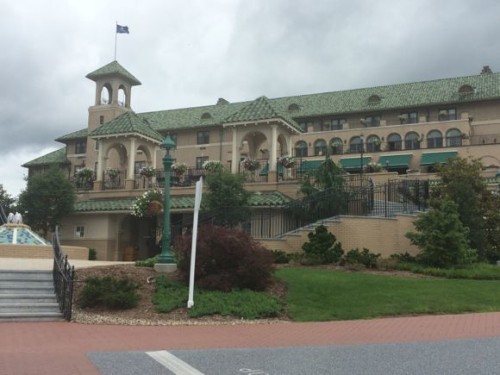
[276,267,500,321]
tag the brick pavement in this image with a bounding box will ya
[1,312,500,375]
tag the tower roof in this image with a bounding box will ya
[86,61,141,86]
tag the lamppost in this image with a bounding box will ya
[496,170,500,191]
[360,135,365,213]
[155,134,177,271]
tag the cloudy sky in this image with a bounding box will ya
[1,0,500,197]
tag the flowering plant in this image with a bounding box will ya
[203,160,223,173]
[277,156,296,168]
[76,167,94,180]
[131,189,163,217]
[242,158,261,172]
[139,166,156,178]
[107,168,120,178]
[171,162,187,175]
[364,162,383,173]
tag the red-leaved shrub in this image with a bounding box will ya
[174,224,274,292]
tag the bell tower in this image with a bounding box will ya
[86,60,142,131]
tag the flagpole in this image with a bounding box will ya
[114,22,117,60]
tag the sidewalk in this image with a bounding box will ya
[0,257,133,270]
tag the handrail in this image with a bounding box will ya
[0,205,7,225]
[52,226,74,321]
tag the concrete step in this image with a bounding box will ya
[0,286,55,294]
[0,279,54,288]
[0,294,57,303]
[0,302,60,313]
[0,271,52,281]
[0,312,63,322]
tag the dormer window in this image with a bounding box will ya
[368,94,381,105]
[288,103,300,113]
[201,112,212,120]
[458,84,474,99]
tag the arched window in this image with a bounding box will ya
[314,139,327,156]
[100,84,112,105]
[427,130,443,148]
[349,136,363,153]
[405,132,421,150]
[458,85,474,99]
[295,141,308,158]
[387,133,402,151]
[330,137,343,155]
[288,103,300,113]
[366,135,381,152]
[368,94,381,105]
[201,112,212,120]
[118,86,127,107]
[446,128,462,147]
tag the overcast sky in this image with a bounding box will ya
[1,0,500,197]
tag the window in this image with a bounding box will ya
[294,141,308,157]
[197,131,210,144]
[75,225,85,238]
[349,136,364,153]
[405,132,421,150]
[322,119,345,131]
[399,111,418,124]
[99,115,104,125]
[75,140,86,154]
[298,122,307,132]
[95,139,99,150]
[314,139,327,156]
[364,116,380,127]
[196,156,209,169]
[446,128,462,147]
[134,161,146,174]
[427,130,443,148]
[366,136,381,152]
[438,108,457,121]
[387,133,402,151]
[330,138,343,155]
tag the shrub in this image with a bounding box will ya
[342,248,380,269]
[271,250,291,264]
[174,225,275,292]
[389,252,417,264]
[302,225,344,264]
[78,276,139,310]
[135,254,159,268]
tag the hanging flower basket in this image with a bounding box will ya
[203,160,223,173]
[139,166,156,178]
[131,189,163,217]
[243,158,260,172]
[172,162,187,176]
[76,167,94,180]
[107,168,120,179]
[278,156,296,168]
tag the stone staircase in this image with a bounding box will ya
[0,270,63,321]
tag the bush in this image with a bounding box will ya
[342,248,380,269]
[389,252,417,263]
[271,250,291,264]
[174,225,275,292]
[135,254,159,267]
[78,276,139,310]
[302,225,344,264]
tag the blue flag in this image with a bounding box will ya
[116,24,129,34]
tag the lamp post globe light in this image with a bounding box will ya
[154,134,177,273]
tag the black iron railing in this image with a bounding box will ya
[52,226,74,321]
[0,205,7,225]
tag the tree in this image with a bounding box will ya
[0,184,15,213]
[406,199,476,268]
[204,169,251,227]
[433,157,497,260]
[302,225,344,264]
[18,168,76,236]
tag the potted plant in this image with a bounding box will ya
[203,160,223,173]
[107,168,120,179]
[139,166,156,178]
[76,167,94,181]
[364,162,383,173]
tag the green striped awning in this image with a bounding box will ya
[299,160,324,173]
[420,151,457,166]
[378,154,412,169]
[259,163,284,176]
[340,157,372,171]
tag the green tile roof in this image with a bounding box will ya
[55,128,88,142]
[89,111,164,142]
[378,154,413,168]
[137,71,500,131]
[86,61,141,86]
[22,147,69,167]
[73,191,292,213]
[420,151,458,166]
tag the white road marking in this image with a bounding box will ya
[146,350,205,375]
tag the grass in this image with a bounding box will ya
[396,262,500,280]
[153,275,282,319]
[276,267,500,321]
